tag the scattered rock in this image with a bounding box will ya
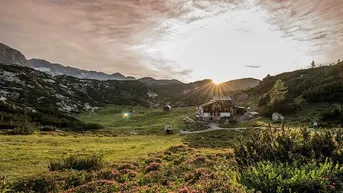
[164,125,174,135]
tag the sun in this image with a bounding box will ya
[211,79,222,85]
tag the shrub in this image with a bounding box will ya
[241,161,343,193]
[321,105,343,123]
[235,126,343,168]
[49,155,104,172]
[10,122,37,135]
[39,125,57,132]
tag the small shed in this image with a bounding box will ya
[164,104,171,112]
[272,112,284,121]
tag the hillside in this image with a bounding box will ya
[0,43,30,66]
[241,62,343,124]
[142,78,260,106]
[0,63,156,130]
[0,63,155,112]
[29,58,135,80]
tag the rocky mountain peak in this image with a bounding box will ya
[0,42,30,66]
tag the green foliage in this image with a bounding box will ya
[0,101,103,133]
[321,105,343,124]
[10,123,37,135]
[241,161,342,193]
[184,130,249,148]
[235,126,343,192]
[49,155,104,172]
[235,126,343,167]
[257,79,293,116]
[247,64,343,120]
[269,80,288,106]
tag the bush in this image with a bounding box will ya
[321,105,343,123]
[10,122,37,135]
[49,155,104,172]
[241,161,343,193]
[235,126,343,168]
[235,126,343,192]
[9,170,92,193]
[39,125,57,132]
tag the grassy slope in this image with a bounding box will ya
[79,106,195,135]
[1,106,248,181]
[0,134,183,180]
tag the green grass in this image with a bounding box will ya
[0,106,250,182]
[184,129,250,149]
[0,134,183,180]
[79,106,195,135]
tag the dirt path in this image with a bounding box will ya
[180,123,249,134]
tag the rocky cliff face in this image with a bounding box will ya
[0,63,155,113]
[0,43,30,66]
[29,58,135,81]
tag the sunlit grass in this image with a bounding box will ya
[0,134,183,180]
[79,106,195,135]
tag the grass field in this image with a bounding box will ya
[0,106,247,182]
[79,106,195,135]
[0,134,183,180]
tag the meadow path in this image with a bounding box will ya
[180,123,250,134]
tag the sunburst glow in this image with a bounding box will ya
[212,79,222,85]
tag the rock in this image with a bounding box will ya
[0,42,30,66]
[164,125,174,134]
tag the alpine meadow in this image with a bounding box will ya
[1,0,343,192]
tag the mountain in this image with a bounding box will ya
[29,59,136,81]
[0,42,30,66]
[142,78,260,106]
[0,62,158,130]
[139,77,184,86]
[0,63,156,113]
[222,78,261,91]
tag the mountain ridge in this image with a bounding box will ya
[0,42,30,66]
[29,58,135,81]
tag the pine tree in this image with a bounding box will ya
[269,80,288,106]
[311,60,316,68]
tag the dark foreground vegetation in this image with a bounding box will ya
[2,126,343,193]
[0,101,103,134]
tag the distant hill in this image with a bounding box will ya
[139,77,184,86]
[142,78,260,106]
[241,62,343,123]
[0,42,30,66]
[222,78,261,91]
[29,59,136,81]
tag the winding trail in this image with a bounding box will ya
[180,123,251,134]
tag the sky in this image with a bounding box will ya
[0,0,343,83]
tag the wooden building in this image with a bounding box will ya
[196,96,234,121]
[196,96,247,121]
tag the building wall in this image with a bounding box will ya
[202,101,233,114]
[203,113,210,117]
[220,112,231,117]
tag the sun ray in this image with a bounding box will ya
[174,81,213,105]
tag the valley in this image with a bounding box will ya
[1,41,343,192]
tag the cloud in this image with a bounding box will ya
[245,65,262,68]
[0,0,239,79]
[0,0,342,81]
[256,0,343,61]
